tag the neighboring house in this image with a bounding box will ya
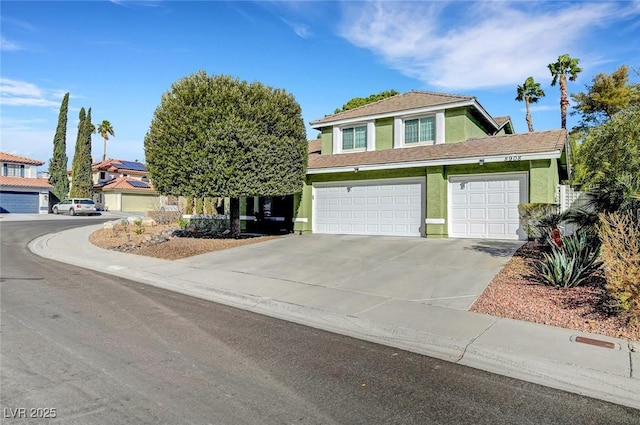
[0,152,52,214]
[92,159,160,212]
[292,90,569,240]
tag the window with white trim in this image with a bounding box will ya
[404,116,435,144]
[342,125,367,151]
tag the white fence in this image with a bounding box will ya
[557,184,589,235]
[557,184,588,213]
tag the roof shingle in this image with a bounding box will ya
[310,90,475,127]
[308,130,567,170]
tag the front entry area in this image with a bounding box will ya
[448,173,527,240]
[313,179,424,237]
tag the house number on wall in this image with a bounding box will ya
[505,155,522,161]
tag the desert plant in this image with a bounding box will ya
[147,210,181,225]
[535,232,602,288]
[518,203,561,242]
[598,212,640,322]
[177,217,190,230]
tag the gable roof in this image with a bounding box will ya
[0,176,52,189]
[92,158,148,174]
[310,90,478,127]
[96,176,155,192]
[0,152,45,166]
[308,130,567,173]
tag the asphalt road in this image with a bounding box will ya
[1,219,638,424]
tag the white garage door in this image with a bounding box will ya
[314,180,423,237]
[449,173,527,240]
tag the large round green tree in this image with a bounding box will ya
[144,71,308,237]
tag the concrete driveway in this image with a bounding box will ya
[180,234,524,311]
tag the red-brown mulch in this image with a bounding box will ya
[470,242,640,342]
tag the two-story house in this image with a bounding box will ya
[92,159,160,212]
[292,91,568,240]
[0,152,53,214]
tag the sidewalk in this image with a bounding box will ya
[29,224,640,410]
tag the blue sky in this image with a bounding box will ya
[2,0,639,170]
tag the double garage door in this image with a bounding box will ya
[0,191,39,213]
[314,180,423,237]
[313,173,527,240]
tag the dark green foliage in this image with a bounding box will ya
[49,92,70,201]
[70,107,94,197]
[334,89,399,114]
[535,232,602,288]
[571,65,640,130]
[574,107,640,188]
[144,72,307,236]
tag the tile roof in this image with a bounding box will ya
[97,177,156,192]
[310,90,475,127]
[0,152,45,166]
[92,158,148,175]
[308,129,567,170]
[0,176,52,189]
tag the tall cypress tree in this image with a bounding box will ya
[70,108,94,197]
[48,92,70,201]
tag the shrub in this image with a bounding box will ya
[185,196,194,215]
[518,203,560,241]
[598,212,640,322]
[534,232,602,288]
[177,217,190,230]
[195,197,204,215]
[147,210,181,225]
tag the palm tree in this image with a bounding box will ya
[97,120,115,161]
[548,54,582,129]
[515,76,545,132]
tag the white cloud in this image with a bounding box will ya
[0,78,64,108]
[281,18,311,38]
[1,36,23,51]
[338,1,635,90]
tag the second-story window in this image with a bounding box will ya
[3,164,24,177]
[342,125,367,151]
[405,116,435,144]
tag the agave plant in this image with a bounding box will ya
[535,232,602,288]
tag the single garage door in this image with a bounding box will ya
[314,180,423,237]
[0,191,39,213]
[449,173,527,240]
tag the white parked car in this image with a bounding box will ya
[52,198,97,216]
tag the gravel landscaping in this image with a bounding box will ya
[89,223,639,342]
[89,223,280,260]
[470,242,639,342]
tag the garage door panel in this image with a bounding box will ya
[488,208,506,219]
[380,196,393,204]
[469,208,486,219]
[449,174,526,240]
[315,181,423,237]
[469,193,486,204]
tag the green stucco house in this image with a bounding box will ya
[292,90,569,240]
